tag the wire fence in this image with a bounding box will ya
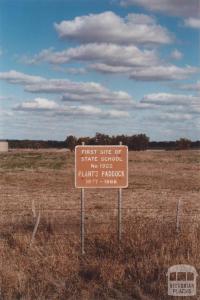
[1,200,200,237]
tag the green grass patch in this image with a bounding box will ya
[0,152,70,170]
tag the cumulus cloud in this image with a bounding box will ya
[54,12,172,45]
[20,44,197,82]
[23,44,159,67]
[14,98,58,111]
[56,105,129,118]
[90,63,198,80]
[0,70,134,106]
[89,63,133,74]
[0,70,43,85]
[138,92,200,126]
[51,65,87,75]
[141,93,199,106]
[140,92,200,116]
[129,65,198,81]
[55,106,129,118]
[156,112,193,121]
[184,17,200,29]
[170,49,183,60]
[120,0,199,17]
[13,98,129,119]
[61,90,132,106]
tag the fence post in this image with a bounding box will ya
[30,211,41,247]
[176,199,181,233]
[32,199,36,218]
[81,141,85,254]
[118,141,123,242]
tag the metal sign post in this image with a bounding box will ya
[75,142,128,254]
[81,142,85,255]
[81,187,85,254]
[118,188,122,242]
[118,141,123,242]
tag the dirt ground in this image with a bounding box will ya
[0,149,200,299]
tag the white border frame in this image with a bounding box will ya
[75,145,129,189]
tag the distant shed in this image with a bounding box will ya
[0,140,8,152]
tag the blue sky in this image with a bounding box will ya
[0,0,200,141]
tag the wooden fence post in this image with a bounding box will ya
[32,199,36,218]
[176,199,181,233]
[30,211,41,247]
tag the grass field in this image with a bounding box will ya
[0,149,200,299]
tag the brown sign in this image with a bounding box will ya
[75,145,128,188]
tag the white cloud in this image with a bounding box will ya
[0,70,44,85]
[51,65,87,75]
[184,17,200,29]
[23,44,159,67]
[0,70,134,106]
[141,93,199,106]
[129,65,198,81]
[120,0,199,17]
[137,92,200,128]
[54,12,172,45]
[170,49,183,60]
[61,89,132,106]
[140,93,200,116]
[156,112,193,121]
[14,98,58,111]
[105,109,129,117]
[19,44,196,82]
[89,63,133,74]
[13,99,129,119]
[56,105,129,118]
[90,64,198,80]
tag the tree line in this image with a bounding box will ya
[66,133,149,151]
[7,133,200,151]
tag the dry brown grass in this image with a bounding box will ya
[0,149,200,299]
